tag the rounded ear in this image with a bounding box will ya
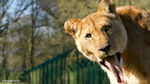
[97,0,116,14]
[64,18,81,37]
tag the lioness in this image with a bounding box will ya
[64,0,150,84]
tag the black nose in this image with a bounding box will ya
[99,45,111,52]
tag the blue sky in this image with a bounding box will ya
[7,0,32,17]
[0,0,33,25]
[1,0,52,29]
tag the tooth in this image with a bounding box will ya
[98,59,103,62]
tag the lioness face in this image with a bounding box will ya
[74,13,127,62]
[64,0,127,83]
[64,12,127,62]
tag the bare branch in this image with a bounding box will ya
[0,1,33,34]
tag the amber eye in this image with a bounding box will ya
[103,25,111,33]
[85,33,92,38]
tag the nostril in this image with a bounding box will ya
[99,45,111,52]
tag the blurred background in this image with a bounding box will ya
[0,0,150,84]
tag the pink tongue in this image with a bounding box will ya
[105,56,124,83]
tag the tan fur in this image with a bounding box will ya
[64,0,150,84]
[117,6,150,84]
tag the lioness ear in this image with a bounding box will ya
[98,0,116,14]
[64,18,81,37]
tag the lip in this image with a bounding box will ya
[98,52,124,83]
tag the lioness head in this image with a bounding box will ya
[64,0,127,83]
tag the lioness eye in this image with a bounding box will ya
[103,25,111,33]
[85,33,92,38]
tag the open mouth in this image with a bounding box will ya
[99,52,124,83]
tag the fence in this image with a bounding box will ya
[22,49,109,84]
